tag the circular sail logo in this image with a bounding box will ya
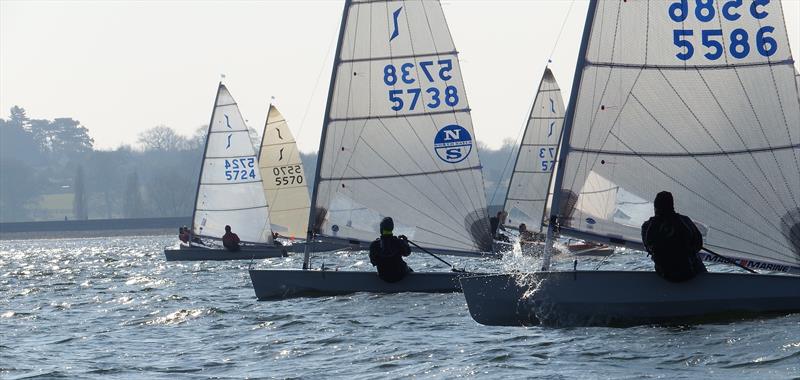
[434,124,472,163]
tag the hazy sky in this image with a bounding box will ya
[2,0,799,153]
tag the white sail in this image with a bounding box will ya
[550,0,800,272]
[192,84,273,244]
[308,0,492,254]
[258,105,310,239]
[503,68,565,232]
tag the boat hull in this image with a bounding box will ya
[460,271,800,327]
[164,245,288,261]
[249,269,473,300]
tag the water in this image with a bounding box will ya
[1,235,798,379]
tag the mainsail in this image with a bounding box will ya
[307,0,492,255]
[549,0,800,273]
[503,68,565,232]
[258,105,310,239]
[192,83,273,244]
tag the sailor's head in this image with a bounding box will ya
[179,227,184,233]
[654,191,675,216]
[225,225,232,232]
[519,223,527,232]
[380,217,394,236]
[496,211,503,217]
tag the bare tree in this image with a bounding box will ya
[137,125,188,152]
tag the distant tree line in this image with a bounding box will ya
[0,106,518,222]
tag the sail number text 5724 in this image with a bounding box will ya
[383,59,460,112]
[670,0,777,61]
[224,157,257,181]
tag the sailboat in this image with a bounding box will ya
[249,0,494,300]
[461,0,800,326]
[164,83,287,261]
[496,68,565,255]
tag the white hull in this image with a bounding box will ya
[460,271,800,327]
[249,269,475,300]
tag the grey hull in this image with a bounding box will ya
[164,246,288,261]
[249,269,474,300]
[460,271,800,327]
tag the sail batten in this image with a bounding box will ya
[308,0,491,254]
[192,84,273,244]
[549,0,800,269]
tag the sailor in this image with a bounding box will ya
[518,223,534,248]
[369,217,412,283]
[179,227,190,244]
[641,191,707,282]
[222,225,241,252]
[489,211,509,242]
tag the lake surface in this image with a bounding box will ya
[1,235,798,379]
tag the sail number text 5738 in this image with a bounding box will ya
[383,59,460,112]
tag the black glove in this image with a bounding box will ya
[398,235,408,241]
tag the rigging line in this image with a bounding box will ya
[488,103,527,206]
[656,68,798,235]
[416,0,486,232]
[764,62,800,209]
[547,0,577,61]
[606,130,796,258]
[327,3,365,200]
[355,126,475,240]
[706,226,797,262]
[731,65,800,219]
[341,164,476,244]
[697,69,800,232]
[565,1,623,197]
[627,91,796,245]
[618,96,796,253]
[375,117,478,226]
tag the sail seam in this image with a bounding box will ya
[197,205,268,212]
[339,50,458,64]
[572,144,800,157]
[329,108,471,122]
[586,58,795,70]
[320,166,481,181]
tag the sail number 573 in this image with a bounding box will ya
[669,0,777,61]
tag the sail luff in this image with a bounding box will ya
[303,0,352,269]
[543,0,600,270]
[258,105,311,239]
[502,67,565,233]
[191,82,223,236]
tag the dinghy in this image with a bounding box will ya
[462,0,800,326]
[250,0,495,299]
[164,83,286,261]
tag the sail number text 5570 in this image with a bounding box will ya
[383,59,460,112]
[670,0,778,61]
[272,165,303,186]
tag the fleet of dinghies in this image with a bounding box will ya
[164,0,799,327]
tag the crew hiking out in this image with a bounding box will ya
[369,217,412,283]
[641,191,707,282]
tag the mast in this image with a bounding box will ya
[542,0,598,271]
[190,82,223,237]
[303,0,351,270]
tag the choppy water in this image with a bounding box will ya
[1,235,798,379]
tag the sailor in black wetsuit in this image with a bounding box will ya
[369,217,412,283]
[641,191,707,282]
